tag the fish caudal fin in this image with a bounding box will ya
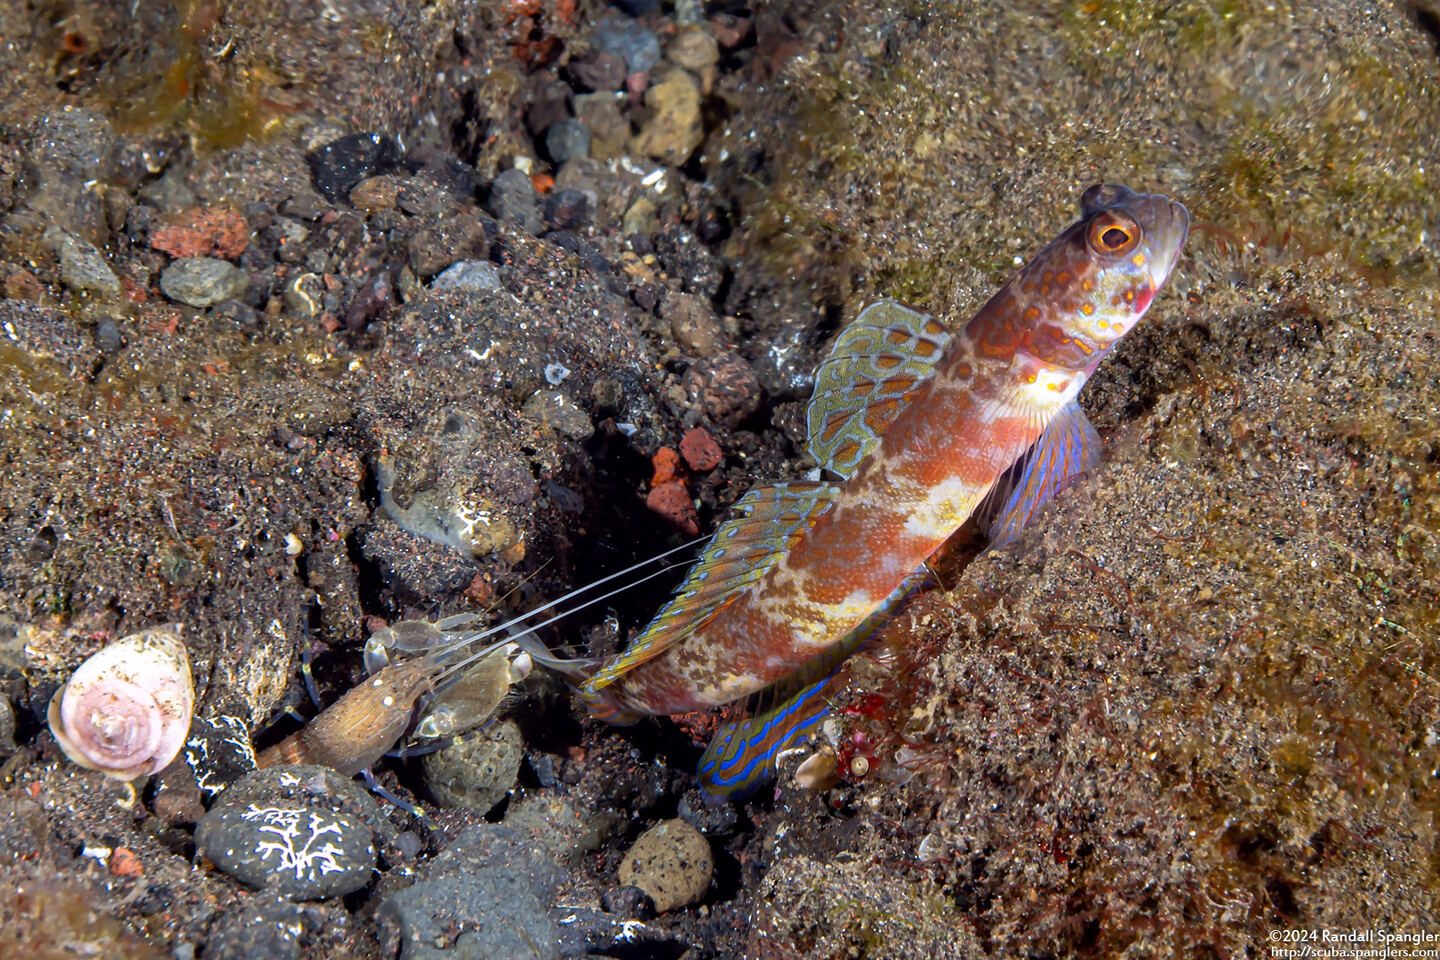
[977,400,1102,548]
[807,300,952,479]
[582,481,842,701]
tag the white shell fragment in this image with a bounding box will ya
[47,625,194,782]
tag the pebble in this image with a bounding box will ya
[502,793,620,867]
[0,696,15,754]
[485,168,544,235]
[160,257,248,308]
[421,719,523,813]
[202,893,304,960]
[305,132,404,203]
[429,259,502,294]
[349,175,401,213]
[182,715,258,801]
[149,208,249,259]
[542,118,591,164]
[573,94,629,161]
[661,289,724,356]
[617,818,713,913]
[666,28,721,73]
[678,427,723,471]
[646,481,699,535]
[655,225,724,298]
[621,195,658,236]
[521,390,595,440]
[33,107,115,179]
[683,351,762,426]
[195,765,384,901]
[378,825,564,960]
[593,15,662,74]
[608,0,660,17]
[566,49,626,92]
[43,226,121,300]
[636,67,704,165]
[543,188,590,230]
[407,209,490,277]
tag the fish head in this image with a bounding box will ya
[1009,184,1189,372]
[1071,183,1190,352]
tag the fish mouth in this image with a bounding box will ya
[1129,191,1190,285]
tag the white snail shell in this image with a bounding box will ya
[47,625,194,782]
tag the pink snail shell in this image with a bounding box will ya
[47,625,194,782]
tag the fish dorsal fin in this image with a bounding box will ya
[584,481,841,694]
[977,400,1102,548]
[806,300,953,479]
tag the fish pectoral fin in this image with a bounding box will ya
[806,300,953,480]
[977,399,1103,548]
[583,481,842,695]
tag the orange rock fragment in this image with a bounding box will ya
[679,427,722,471]
[150,208,249,260]
[650,446,685,486]
[646,481,699,535]
[109,847,144,878]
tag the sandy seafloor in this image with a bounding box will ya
[0,0,1436,957]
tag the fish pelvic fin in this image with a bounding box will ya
[977,399,1102,548]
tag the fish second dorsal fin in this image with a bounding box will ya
[807,300,953,479]
[584,481,842,695]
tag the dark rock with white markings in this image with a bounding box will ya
[195,765,383,900]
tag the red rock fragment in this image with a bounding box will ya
[150,208,249,260]
[109,847,144,878]
[651,446,685,485]
[679,427,722,472]
[646,481,699,535]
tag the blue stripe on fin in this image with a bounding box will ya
[583,481,841,697]
[696,567,933,799]
[978,400,1102,548]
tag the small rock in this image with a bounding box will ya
[622,195,658,236]
[566,49,627,92]
[306,132,403,204]
[661,289,724,356]
[108,846,143,878]
[182,715,259,801]
[573,94,630,161]
[349,175,401,213]
[421,719,523,813]
[666,28,720,73]
[203,893,304,960]
[593,15,662,74]
[43,226,121,301]
[601,884,653,919]
[543,118,591,164]
[646,481,699,535]
[195,765,384,901]
[521,390,595,440]
[609,0,660,17]
[679,427,722,471]
[282,273,323,320]
[502,793,620,867]
[378,825,564,960]
[429,259,502,293]
[543,189,590,230]
[149,208,249,259]
[0,696,16,754]
[344,273,394,332]
[709,13,753,49]
[486,168,543,235]
[406,209,490,278]
[617,818,713,913]
[160,257,248,308]
[683,351,762,426]
[651,446,684,485]
[655,224,724,298]
[635,68,703,166]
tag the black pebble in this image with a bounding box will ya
[544,188,590,230]
[601,884,655,919]
[306,132,403,203]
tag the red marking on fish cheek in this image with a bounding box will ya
[1134,285,1155,313]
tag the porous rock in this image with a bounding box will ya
[617,818,713,912]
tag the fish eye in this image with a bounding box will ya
[1087,213,1141,256]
